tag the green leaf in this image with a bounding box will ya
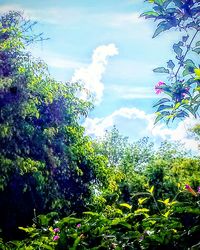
[83,211,100,216]
[118,222,132,229]
[154,113,164,124]
[120,203,132,210]
[70,236,82,250]
[158,198,170,205]
[134,208,149,214]
[163,210,171,218]
[140,11,159,18]
[184,59,196,69]
[193,48,200,54]
[149,186,154,194]
[138,197,148,205]
[41,244,54,250]
[153,67,169,73]
[182,68,191,77]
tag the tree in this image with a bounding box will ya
[141,0,200,123]
[0,11,108,240]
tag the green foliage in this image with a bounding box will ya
[2,181,199,250]
[141,0,200,123]
[1,9,200,250]
[0,11,110,240]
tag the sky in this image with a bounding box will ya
[0,0,199,152]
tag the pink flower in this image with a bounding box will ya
[197,186,200,194]
[53,235,60,241]
[76,224,81,228]
[53,228,60,233]
[155,81,165,94]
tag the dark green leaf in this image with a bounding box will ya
[153,67,169,73]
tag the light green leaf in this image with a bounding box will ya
[120,203,132,210]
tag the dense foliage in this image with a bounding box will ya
[141,0,200,123]
[0,11,111,240]
[0,3,200,250]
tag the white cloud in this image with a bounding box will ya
[71,44,118,104]
[84,107,199,153]
[84,107,153,138]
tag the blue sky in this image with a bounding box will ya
[0,0,199,152]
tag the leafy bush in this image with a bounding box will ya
[141,0,200,123]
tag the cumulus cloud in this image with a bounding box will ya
[84,107,199,153]
[71,44,118,104]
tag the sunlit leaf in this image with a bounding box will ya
[138,197,148,205]
[149,186,154,194]
[120,203,132,210]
